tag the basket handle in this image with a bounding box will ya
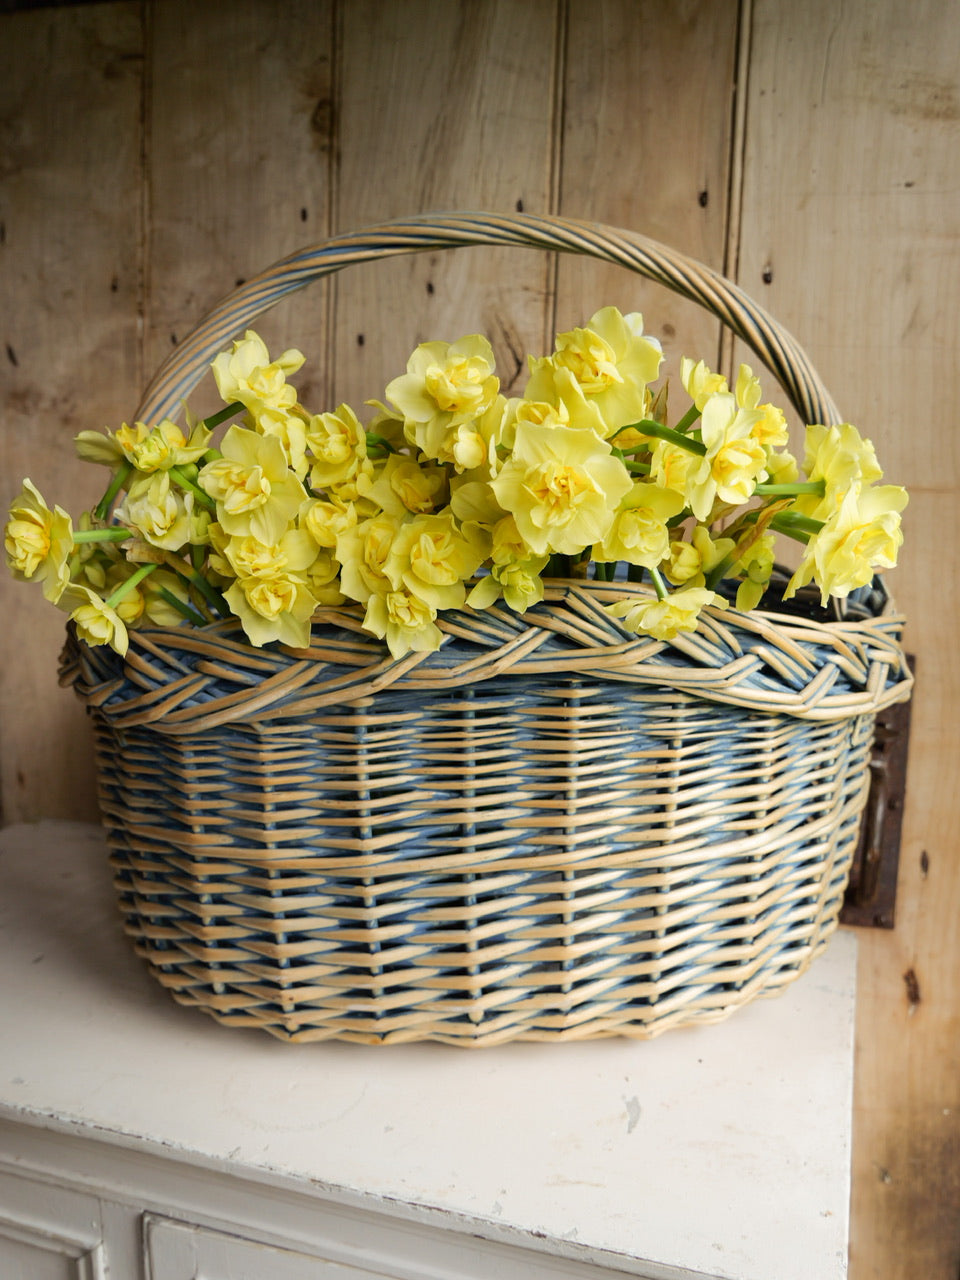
[135,211,841,427]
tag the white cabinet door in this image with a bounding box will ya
[144,1213,402,1280]
[0,1168,106,1280]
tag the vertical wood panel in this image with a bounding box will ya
[332,0,560,408]
[145,0,336,415]
[739,4,960,1275]
[556,0,740,383]
[0,3,144,822]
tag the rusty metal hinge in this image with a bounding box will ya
[840,656,915,929]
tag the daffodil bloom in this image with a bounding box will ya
[734,365,790,451]
[682,393,767,520]
[198,425,306,544]
[785,483,907,604]
[117,471,193,551]
[368,454,448,517]
[305,404,368,490]
[257,407,309,480]
[300,497,358,549]
[607,585,721,641]
[680,357,728,411]
[517,370,609,441]
[795,423,884,519]
[734,532,776,611]
[59,583,129,655]
[467,559,547,613]
[526,308,662,435]
[336,512,402,604]
[112,418,212,473]
[4,480,73,602]
[491,421,632,556]
[225,572,319,648]
[594,482,685,567]
[214,527,317,584]
[385,512,486,612]
[386,335,500,462]
[363,587,443,659]
[211,330,304,418]
[664,526,736,588]
[304,549,345,606]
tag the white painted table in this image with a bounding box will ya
[0,821,856,1280]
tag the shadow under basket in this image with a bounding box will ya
[61,578,912,1046]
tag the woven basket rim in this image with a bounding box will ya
[61,577,912,732]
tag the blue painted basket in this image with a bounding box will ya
[61,214,913,1044]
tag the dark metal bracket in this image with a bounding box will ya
[840,656,915,929]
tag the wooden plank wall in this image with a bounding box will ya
[1,3,957,1275]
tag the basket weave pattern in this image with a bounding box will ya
[63,581,908,1044]
[61,212,913,1044]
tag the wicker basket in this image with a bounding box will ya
[61,213,913,1046]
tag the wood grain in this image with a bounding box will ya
[738,4,960,1275]
[145,0,336,416]
[0,4,144,822]
[555,0,740,388]
[331,0,560,406]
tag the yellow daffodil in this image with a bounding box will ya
[467,518,549,612]
[215,527,317,583]
[59,583,129,655]
[117,471,193,551]
[682,392,767,520]
[336,512,403,604]
[211,330,304,418]
[595,482,685,567]
[304,549,345,606]
[305,403,368,490]
[367,454,448,517]
[142,569,197,626]
[384,512,486,612]
[363,587,443,660]
[680,357,728,411]
[734,365,790,451]
[527,308,662,435]
[257,407,309,480]
[300,497,358,549]
[198,425,306,544]
[734,532,776,611]
[4,480,73,602]
[225,573,319,648]
[607,585,721,641]
[112,418,212,473]
[386,335,500,463]
[663,526,736,588]
[491,421,632,556]
[796,422,883,519]
[786,483,907,604]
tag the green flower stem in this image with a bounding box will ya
[634,420,707,456]
[624,459,651,474]
[649,566,669,601]
[157,586,206,626]
[705,553,739,592]
[202,401,244,430]
[186,567,229,616]
[105,562,158,608]
[771,512,825,536]
[674,404,702,433]
[168,466,217,511]
[73,527,131,543]
[94,461,133,521]
[365,432,398,454]
[755,480,825,497]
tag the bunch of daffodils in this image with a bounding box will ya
[5,312,907,659]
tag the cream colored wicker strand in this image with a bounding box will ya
[133,211,841,428]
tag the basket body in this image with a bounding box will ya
[63,582,909,1045]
